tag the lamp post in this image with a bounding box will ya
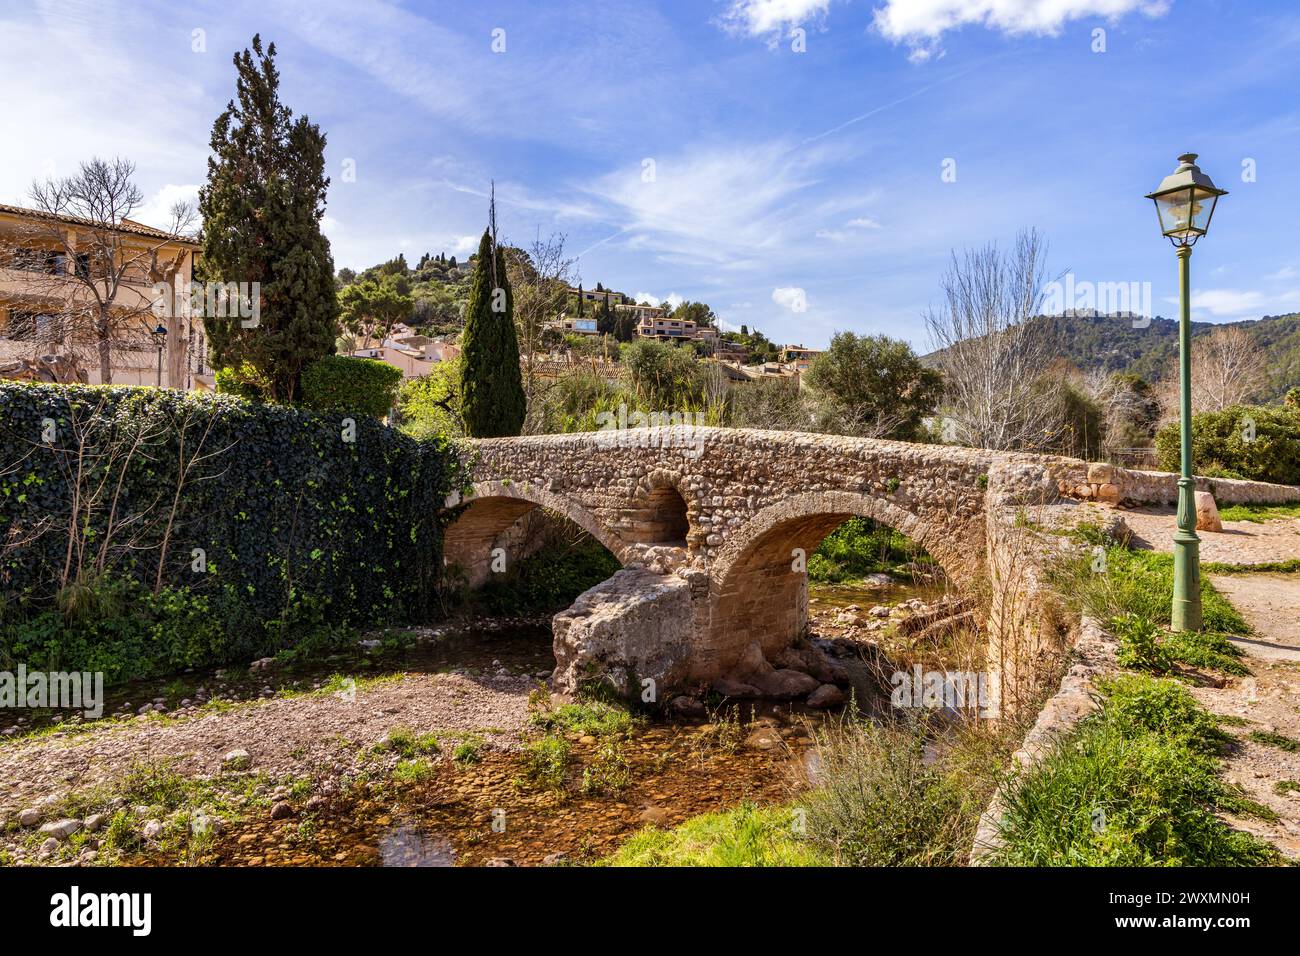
[150,323,168,388]
[1145,153,1227,632]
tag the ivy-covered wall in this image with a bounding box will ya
[0,381,459,678]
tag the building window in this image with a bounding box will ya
[3,311,57,341]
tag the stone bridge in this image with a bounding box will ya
[442,426,1299,712]
[443,427,1100,710]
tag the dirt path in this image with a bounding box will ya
[1120,507,1300,566]
[1193,572,1300,859]
[0,671,535,817]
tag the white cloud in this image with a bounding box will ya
[873,0,1172,61]
[772,286,809,312]
[816,215,882,241]
[1266,266,1297,282]
[582,142,827,266]
[719,0,835,40]
[1162,287,1300,321]
[135,183,201,230]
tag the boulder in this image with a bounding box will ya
[729,641,774,684]
[713,677,761,698]
[667,695,707,719]
[551,569,694,700]
[806,684,846,709]
[1195,491,1223,532]
[754,668,820,699]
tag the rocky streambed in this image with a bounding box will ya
[0,576,973,867]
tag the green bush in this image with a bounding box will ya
[0,382,458,682]
[804,714,999,866]
[214,362,271,402]
[1112,613,1173,673]
[807,517,932,583]
[300,355,404,419]
[601,803,826,867]
[1155,404,1300,485]
[992,674,1277,866]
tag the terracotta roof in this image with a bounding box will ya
[0,202,201,246]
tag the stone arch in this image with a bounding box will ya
[443,480,629,588]
[617,468,692,548]
[695,490,976,679]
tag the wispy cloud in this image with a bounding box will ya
[873,0,1173,62]
[717,0,837,44]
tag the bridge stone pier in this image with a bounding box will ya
[442,426,1109,715]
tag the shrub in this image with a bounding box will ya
[803,714,997,865]
[1155,404,1300,485]
[0,382,458,682]
[300,355,404,419]
[214,362,271,402]
[1112,613,1173,673]
[992,674,1277,866]
[602,803,826,867]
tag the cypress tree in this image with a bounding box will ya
[199,35,338,403]
[459,229,525,437]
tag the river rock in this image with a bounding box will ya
[806,684,846,709]
[38,818,81,841]
[222,748,252,771]
[729,641,774,684]
[668,695,707,719]
[713,677,761,698]
[638,806,671,826]
[1195,491,1223,532]
[17,808,40,827]
[754,669,820,699]
[551,569,694,700]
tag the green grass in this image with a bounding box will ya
[1275,780,1300,795]
[1217,502,1300,523]
[1111,613,1247,676]
[1205,559,1300,575]
[521,734,571,790]
[374,726,441,758]
[803,713,1007,866]
[1051,545,1250,636]
[601,803,827,867]
[1248,730,1300,753]
[528,697,642,739]
[991,673,1279,866]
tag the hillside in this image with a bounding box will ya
[932,312,1300,401]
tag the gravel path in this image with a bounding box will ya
[1192,572,1300,859]
[1119,507,1300,566]
[0,671,535,815]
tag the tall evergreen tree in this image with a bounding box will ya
[200,35,338,402]
[459,229,525,437]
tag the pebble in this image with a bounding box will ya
[39,818,82,841]
[222,749,252,771]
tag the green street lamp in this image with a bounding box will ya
[1145,153,1227,632]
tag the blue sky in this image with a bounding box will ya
[3,0,1300,349]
